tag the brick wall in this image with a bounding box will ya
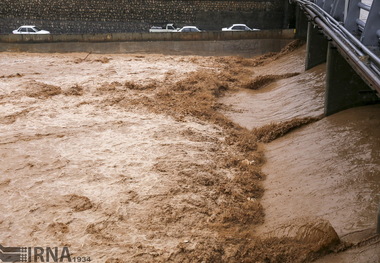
[0,0,293,34]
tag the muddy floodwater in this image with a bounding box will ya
[219,48,325,129]
[0,42,379,262]
[220,47,380,262]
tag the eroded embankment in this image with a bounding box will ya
[0,41,342,262]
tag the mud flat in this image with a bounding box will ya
[0,42,378,262]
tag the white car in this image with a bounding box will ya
[222,24,260,32]
[12,25,50,34]
[149,24,179,33]
[177,26,202,33]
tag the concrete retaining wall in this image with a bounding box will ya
[0,29,294,43]
[0,39,294,57]
[0,30,295,56]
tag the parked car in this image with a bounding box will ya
[177,26,202,33]
[222,24,260,32]
[12,25,50,34]
[149,24,179,33]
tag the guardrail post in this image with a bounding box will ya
[314,0,324,8]
[325,42,379,116]
[322,0,334,13]
[331,0,346,21]
[305,22,328,70]
[344,0,361,35]
[361,0,380,47]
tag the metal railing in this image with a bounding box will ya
[291,0,380,92]
[311,0,378,45]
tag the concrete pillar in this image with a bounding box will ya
[325,42,379,116]
[305,22,328,70]
[295,5,308,40]
[284,0,297,29]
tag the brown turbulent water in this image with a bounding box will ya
[0,43,379,262]
[220,47,380,262]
